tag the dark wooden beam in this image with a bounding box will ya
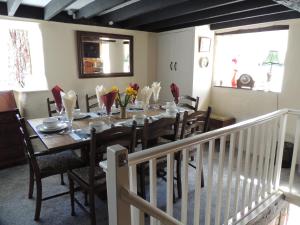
[7,0,22,16]
[121,0,246,28]
[153,6,292,32]
[98,0,188,25]
[76,0,133,19]
[141,0,278,31]
[273,0,300,12]
[44,0,77,20]
[210,11,300,30]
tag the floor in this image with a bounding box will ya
[1,145,300,225]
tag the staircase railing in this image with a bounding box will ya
[101,109,300,225]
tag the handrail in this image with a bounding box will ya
[120,188,184,225]
[127,109,289,166]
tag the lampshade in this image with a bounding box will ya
[263,50,281,65]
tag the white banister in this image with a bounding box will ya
[150,158,158,225]
[180,148,189,224]
[166,153,174,216]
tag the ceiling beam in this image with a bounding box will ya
[98,0,188,25]
[142,0,278,31]
[121,0,246,28]
[76,0,135,19]
[7,0,22,16]
[152,5,292,32]
[44,0,77,20]
[273,0,300,12]
[210,10,300,30]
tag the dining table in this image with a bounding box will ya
[27,106,189,154]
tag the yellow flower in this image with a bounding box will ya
[111,86,119,92]
[125,87,137,96]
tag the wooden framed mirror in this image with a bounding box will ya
[77,31,134,78]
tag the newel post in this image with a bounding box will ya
[106,145,131,225]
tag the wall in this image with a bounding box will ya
[0,16,157,119]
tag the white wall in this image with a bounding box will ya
[0,16,157,119]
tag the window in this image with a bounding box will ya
[213,28,289,92]
[0,19,48,92]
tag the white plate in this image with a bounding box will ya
[74,113,90,120]
[36,123,68,133]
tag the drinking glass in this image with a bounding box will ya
[55,103,64,120]
[65,109,74,132]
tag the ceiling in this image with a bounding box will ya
[0,0,300,32]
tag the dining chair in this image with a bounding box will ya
[179,106,212,192]
[47,96,79,117]
[85,94,98,112]
[68,122,137,225]
[139,114,180,199]
[177,95,200,111]
[17,116,86,221]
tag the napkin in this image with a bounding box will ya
[51,85,64,111]
[100,91,117,115]
[140,86,153,107]
[95,85,106,108]
[151,82,161,103]
[170,83,180,104]
[61,90,76,120]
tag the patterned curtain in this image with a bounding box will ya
[8,29,32,88]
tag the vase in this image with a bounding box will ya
[120,106,127,119]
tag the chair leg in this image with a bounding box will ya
[60,173,65,185]
[28,163,34,199]
[34,178,42,221]
[68,175,75,216]
[89,192,96,225]
[176,156,182,199]
[84,191,89,206]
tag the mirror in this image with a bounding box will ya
[77,31,133,78]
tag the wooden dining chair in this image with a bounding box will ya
[85,94,98,112]
[47,96,79,117]
[139,114,180,199]
[17,116,86,221]
[179,106,212,191]
[68,122,137,225]
[178,95,200,111]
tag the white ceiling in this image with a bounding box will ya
[0,0,94,10]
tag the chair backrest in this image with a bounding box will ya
[142,113,180,149]
[47,96,80,117]
[89,122,137,186]
[85,94,98,112]
[180,106,212,139]
[178,95,200,111]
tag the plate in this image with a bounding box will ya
[36,123,68,133]
[119,119,144,127]
[74,113,90,120]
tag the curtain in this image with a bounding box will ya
[8,29,32,88]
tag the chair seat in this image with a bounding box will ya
[69,166,106,189]
[37,150,86,178]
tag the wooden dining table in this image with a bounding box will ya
[27,107,182,154]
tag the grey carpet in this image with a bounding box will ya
[1,145,295,225]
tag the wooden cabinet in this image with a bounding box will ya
[157,28,195,102]
[0,91,26,169]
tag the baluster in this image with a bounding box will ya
[181,148,189,224]
[205,140,215,225]
[166,153,174,216]
[255,123,267,203]
[241,127,252,215]
[215,136,227,225]
[233,130,244,218]
[129,165,140,225]
[289,116,300,192]
[224,133,236,225]
[274,114,287,190]
[261,121,273,199]
[248,125,260,210]
[193,144,204,225]
[150,159,157,225]
[267,118,278,193]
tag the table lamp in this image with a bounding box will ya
[262,50,282,82]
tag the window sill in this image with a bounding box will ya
[213,85,280,93]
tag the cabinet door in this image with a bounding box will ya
[173,30,194,97]
[157,32,174,102]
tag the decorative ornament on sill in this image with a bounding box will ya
[231,58,238,88]
[262,50,282,83]
[237,74,255,89]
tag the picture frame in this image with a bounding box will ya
[198,37,211,52]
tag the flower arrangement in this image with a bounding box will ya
[129,83,139,103]
[115,86,138,108]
